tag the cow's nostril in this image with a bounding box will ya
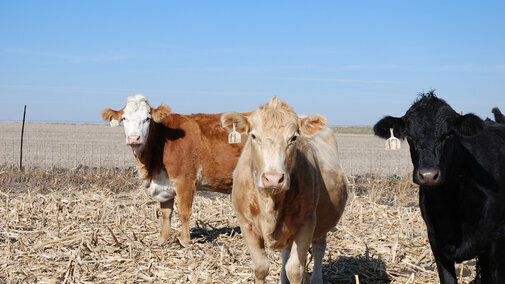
[418,171,425,181]
[433,171,440,181]
[262,172,286,188]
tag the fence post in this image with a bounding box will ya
[20,105,27,171]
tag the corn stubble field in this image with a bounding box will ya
[0,123,477,283]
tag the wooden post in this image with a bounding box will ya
[20,105,27,171]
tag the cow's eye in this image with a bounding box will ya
[250,133,261,144]
[145,117,151,122]
[288,135,298,145]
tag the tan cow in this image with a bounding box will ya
[102,94,246,246]
[221,97,347,283]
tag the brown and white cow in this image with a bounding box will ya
[221,97,347,284]
[101,94,246,246]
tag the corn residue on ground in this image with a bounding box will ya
[1,168,477,283]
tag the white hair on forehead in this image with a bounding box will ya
[124,94,151,118]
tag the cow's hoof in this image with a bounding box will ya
[160,233,170,244]
[178,236,191,247]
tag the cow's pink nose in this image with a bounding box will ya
[261,172,285,189]
[127,135,141,145]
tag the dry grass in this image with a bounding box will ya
[0,167,478,283]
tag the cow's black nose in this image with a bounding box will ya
[417,168,441,186]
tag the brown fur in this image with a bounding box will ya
[101,108,124,122]
[102,103,248,246]
[222,97,347,283]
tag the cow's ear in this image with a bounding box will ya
[221,112,250,133]
[454,113,483,136]
[492,107,505,123]
[300,114,327,137]
[373,116,405,139]
[151,104,171,123]
[101,108,123,127]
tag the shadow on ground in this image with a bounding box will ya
[190,220,241,243]
[320,255,391,283]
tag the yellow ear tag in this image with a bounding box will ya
[228,123,241,144]
[386,128,401,150]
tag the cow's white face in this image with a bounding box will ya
[121,96,152,153]
[102,94,172,157]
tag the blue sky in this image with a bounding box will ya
[1,1,504,125]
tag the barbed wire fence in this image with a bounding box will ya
[0,121,412,176]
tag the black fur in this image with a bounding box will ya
[492,107,505,124]
[374,92,505,283]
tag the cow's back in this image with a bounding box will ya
[459,124,505,189]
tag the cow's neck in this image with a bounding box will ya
[132,122,164,185]
[255,188,286,237]
[423,137,495,198]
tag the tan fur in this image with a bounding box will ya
[102,102,248,246]
[222,97,347,283]
[300,114,328,137]
[221,112,250,133]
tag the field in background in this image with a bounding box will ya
[0,168,478,283]
[0,122,478,283]
[331,126,373,135]
[0,123,412,176]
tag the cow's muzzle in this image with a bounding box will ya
[416,168,441,186]
[260,171,286,191]
[127,135,142,145]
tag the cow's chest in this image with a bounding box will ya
[260,209,304,251]
[420,185,493,261]
[262,222,295,251]
[144,171,176,202]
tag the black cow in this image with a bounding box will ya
[374,91,505,284]
[492,107,505,124]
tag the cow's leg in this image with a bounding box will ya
[420,195,456,284]
[285,219,315,284]
[280,243,292,284]
[427,235,457,284]
[175,180,195,246]
[310,233,327,284]
[477,251,490,283]
[240,221,269,283]
[159,198,174,243]
[478,239,505,283]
